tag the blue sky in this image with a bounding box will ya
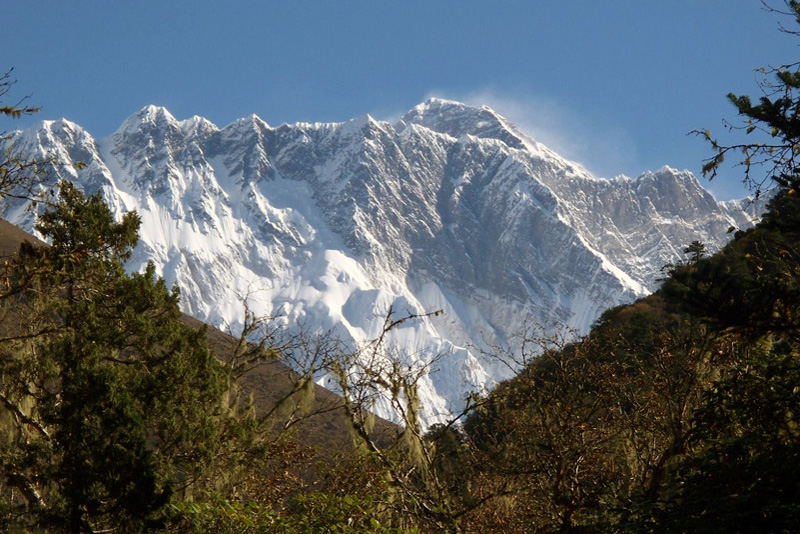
[3,1,797,199]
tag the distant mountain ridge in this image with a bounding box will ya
[1,98,766,427]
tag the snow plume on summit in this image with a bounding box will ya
[1,101,767,428]
[428,90,641,179]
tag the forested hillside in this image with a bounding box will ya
[459,183,800,532]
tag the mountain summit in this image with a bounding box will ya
[1,101,765,427]
[400,97,530,149]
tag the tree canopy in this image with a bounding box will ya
[0,183,230,532]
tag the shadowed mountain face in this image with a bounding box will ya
[0,99,767,427]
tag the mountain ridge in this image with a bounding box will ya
[1,100,768,427]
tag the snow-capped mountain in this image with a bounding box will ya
[1,98,766,427]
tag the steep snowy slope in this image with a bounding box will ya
[1,99,766,427]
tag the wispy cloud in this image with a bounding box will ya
[417,87,640,179]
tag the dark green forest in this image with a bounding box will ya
[3,4,800,533]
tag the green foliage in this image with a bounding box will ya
[699,2,800,196]
[632,342,800,534]
[461,298,723,533]
[663,188,800,335]
[170,493,420,534]
[682,240,706,263]
[0,183,228,533]
[0,182,469,533]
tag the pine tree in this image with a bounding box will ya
[700,1,800,198]
[0,182,228,533]
[682,240,706,263]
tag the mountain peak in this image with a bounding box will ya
[114,105,180,140]
[179,115,219,139]
[13,118,89,151]
[135,105,177,125]
[226,113,270,133]
[638,165,697,185]
[338,113,387,137]
[401,98,527,149]
[416,97,470,111]
[40,118,83,136]
[632,165,718,213]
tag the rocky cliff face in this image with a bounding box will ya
[1,98,766,427]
